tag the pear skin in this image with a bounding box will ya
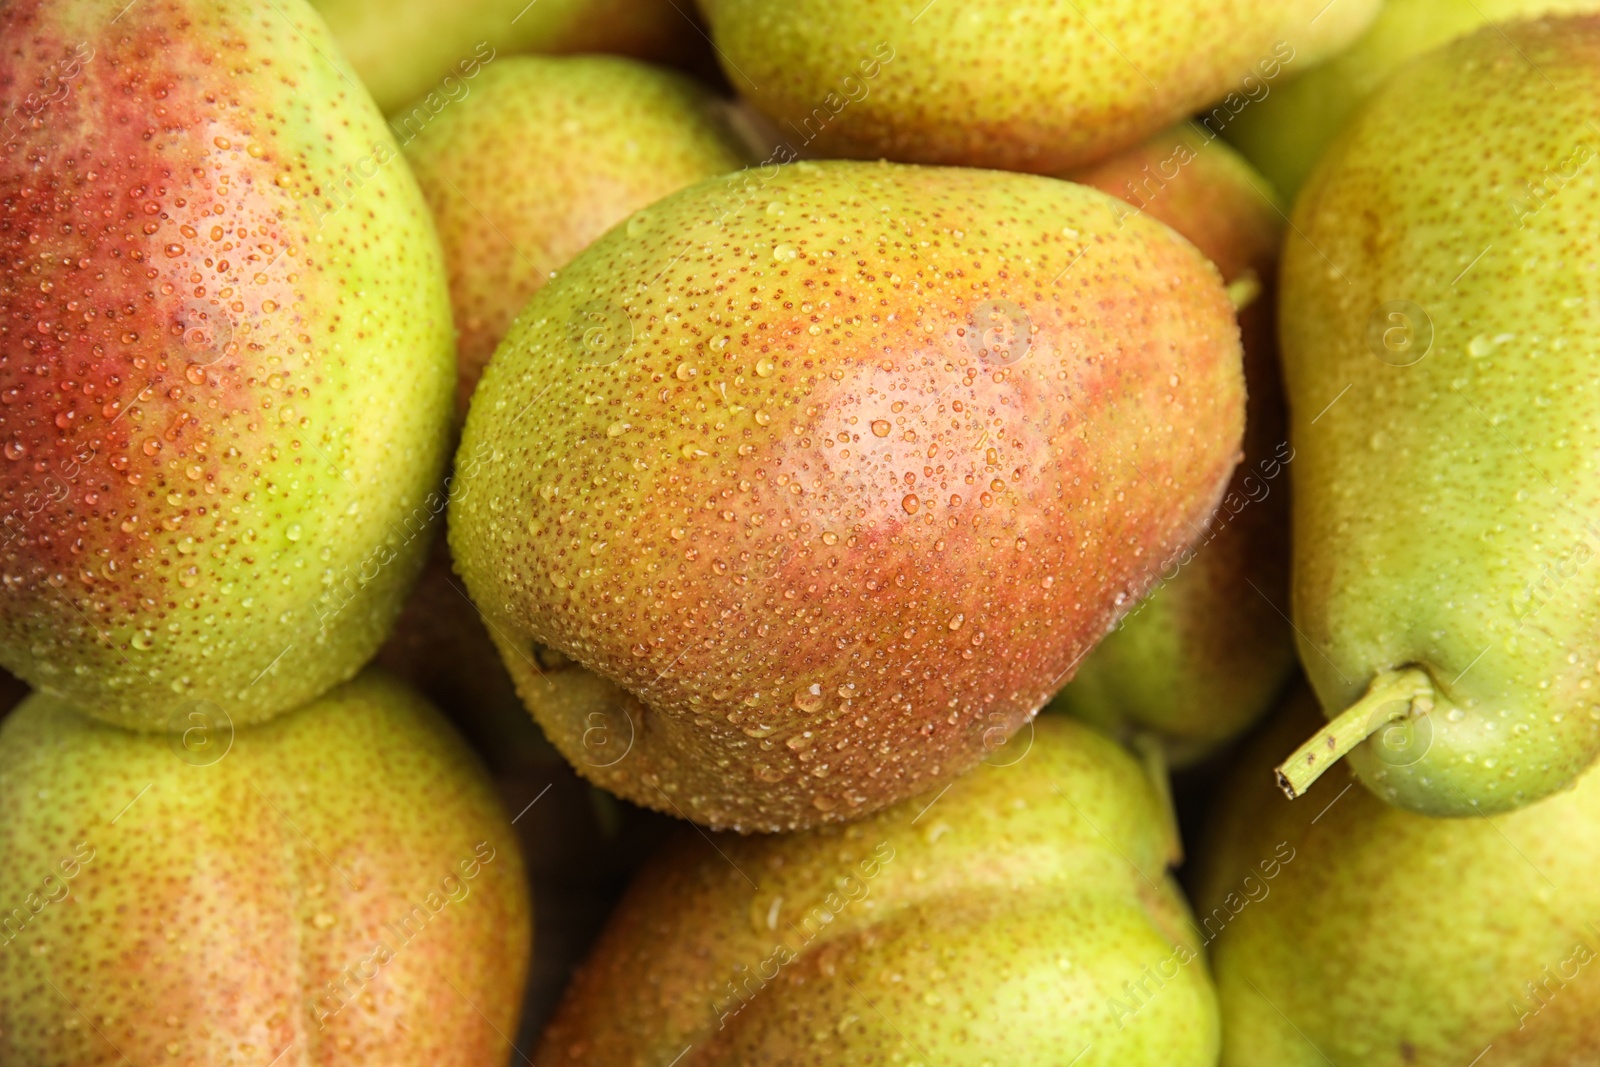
[1278,17,1600,815]
[1226,0,1600,200]
[309,0,706,114]
[1201,686,1600,1066]
[0,669,530,1067]
[537,716,1217,1066]
[697,0,1380,174]
[450,159,1246,831]
[1053,123,1294,760]
[400,55,750,415]
[0,0,456,730]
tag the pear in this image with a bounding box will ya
[0,669,530,1067]
[696,0,1380,175]
[0,0,456,730]
[1200,686,1600,1066]
[450,159,1246,831]
[400,55,750,415]
[537,716,1217,1066]
[1227,0,1600,200]
[1276,16,1600,815]
[309,0,706,114]
[1051,123,1294,761]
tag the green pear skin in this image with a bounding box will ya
[401,55,750,414]
[0,669,530,1067]
[1279,16,1600,815]
[0,0,456,730]
[309,0,704,114]
[450,159,1246,831]
[1201,687,1600,1066]
[698,0,1381,174]
[537,716,1217,1066]
[1052,124,1294,760]
[1227,0,1600,200]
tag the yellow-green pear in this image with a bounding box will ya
[309,0,705,114]
[538,716,1217,1066]
[0,670,530,1066]
[1227,0,1600,199]
[698,0,1381,173]
[1202,687,1600,1066]
[1277,16,1600,815]
[400,55,750,414]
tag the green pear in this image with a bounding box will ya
[0,0,456,731]
[697,0,1381,174]
[537,716,1216,1066]
[309,0,705,114]
[1227,0,1600,200]
[0,669,530,1067]
[1277,16,1600,815]
[450,159,1247,831]
[1051,124,1294,761]
[400,55,750,414]
[1200,686,1600,1066]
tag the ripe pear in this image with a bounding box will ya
[537,715,1216,1066]
[697,0,1380,175]
[1277,16,1600,815]
[0,669,530,1067]
[1227,0,1600,200]
[309,0,706,114]
[1200,686,1600,1066]
[400,55,750,414]
[450,159,1246,831]
[0,0,456,730]
[1051,124,1294,761]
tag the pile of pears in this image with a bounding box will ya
[3,0,1600,1063]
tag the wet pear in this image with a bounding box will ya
[1052,123,1294,762]
[309,0,705,114]
[450,159,1245,831]
[401,55,749,414]
[0,0,456,730]
[1277,17,1600,815]
[698,0,1380,174]
[0,670,530,1067]
[1201,687,1600,1066]
[538,716,1217,1066]
[1227,0,1600,199]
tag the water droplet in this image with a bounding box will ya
[755,359,776,378]
[626,211,651,238]
[285,524,302,542]
[871,420,891,438]
[773,244,798,262]
[821,531,838,546]
[676,362,697,381]
[3,440,23,461]
[164,244,185,258]
[794,684,824,713]
[131,631,155,651]
[902,494,920,515]
[948,614,965,630]
[755,763,786,782]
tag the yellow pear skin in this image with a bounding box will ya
[401,55,750,414]
[0,670,530,1067]
[1201,687,1600,1067]
[449,159,1246,832]
[698,0,1381,174]
[1277,17,1600,815]
[538,716,1218,1067]
[1227,0,1600,199]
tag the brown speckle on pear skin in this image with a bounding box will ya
[451,159,1246,831]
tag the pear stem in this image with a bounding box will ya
[1274,668,1436,800]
